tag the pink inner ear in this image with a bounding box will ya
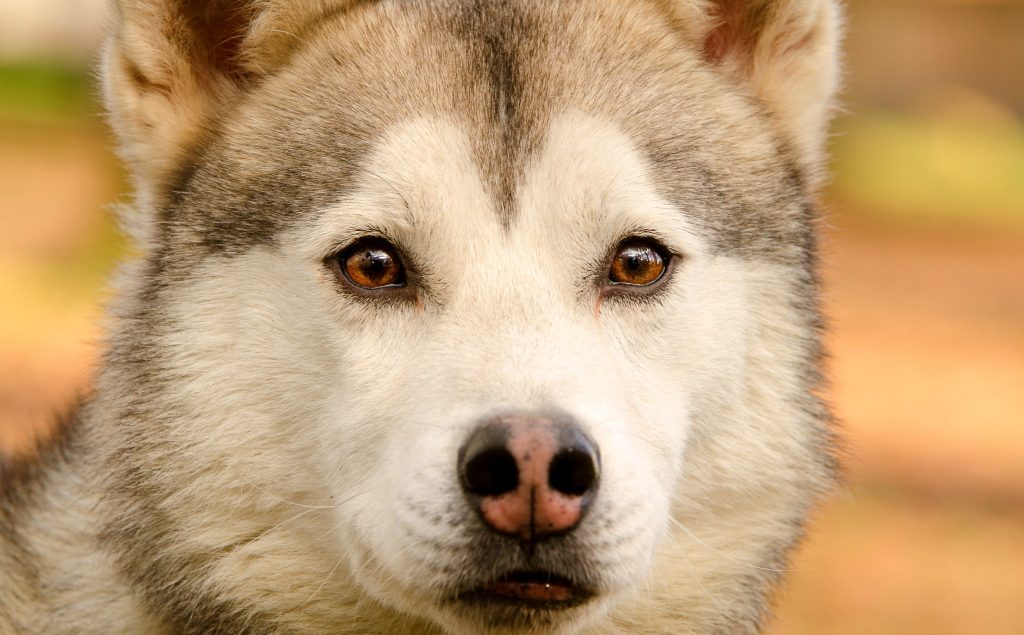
[703,26,732,62]
[702,0,757,63]
[180,0,260,79]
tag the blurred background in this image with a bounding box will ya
[0,0,1021,632]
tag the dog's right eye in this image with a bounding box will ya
[333,238,406,290]
[608,239,670,287]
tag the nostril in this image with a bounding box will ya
[548,447,598,496]
[463,446,519,496]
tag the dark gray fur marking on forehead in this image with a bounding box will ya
[447,1,541,228]
[159,56,399,264]
[641,131,816,263]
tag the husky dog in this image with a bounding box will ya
[1,0,840,633]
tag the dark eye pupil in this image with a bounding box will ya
[622,247,657,272]
[355,249,396,283]
[364,251,389,274]
[337,239,405,289]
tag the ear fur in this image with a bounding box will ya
[662,0,842,177]
[103,0,355,201]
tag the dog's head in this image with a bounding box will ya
[103,1,839,632]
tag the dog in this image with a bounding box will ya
[0,0,840,632]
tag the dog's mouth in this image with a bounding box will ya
[459,571,594,607]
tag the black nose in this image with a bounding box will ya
[458,415,601,539]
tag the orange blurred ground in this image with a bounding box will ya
[771,220,1024,635]
[1,120,1023,634]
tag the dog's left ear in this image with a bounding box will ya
[667,0,842,175]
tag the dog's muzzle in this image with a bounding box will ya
[456,414,601,604]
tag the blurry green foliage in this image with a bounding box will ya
[0,61,125,300]
[0,62,97,122]
[831,111,1024,230]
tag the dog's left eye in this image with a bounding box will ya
[333,238,406,290]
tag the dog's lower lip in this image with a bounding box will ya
[462,571,590,604]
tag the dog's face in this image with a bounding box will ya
[303,115,710,630]
[104,1,839,632]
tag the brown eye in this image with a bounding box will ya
[336,238,405,289]
[609,239,669,286]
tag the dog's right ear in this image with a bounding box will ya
[104,0,351,196]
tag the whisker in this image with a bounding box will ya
[667,515,800,574]
[299,553,346,609]
[663,528,728,613]
[252,486,340,510]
